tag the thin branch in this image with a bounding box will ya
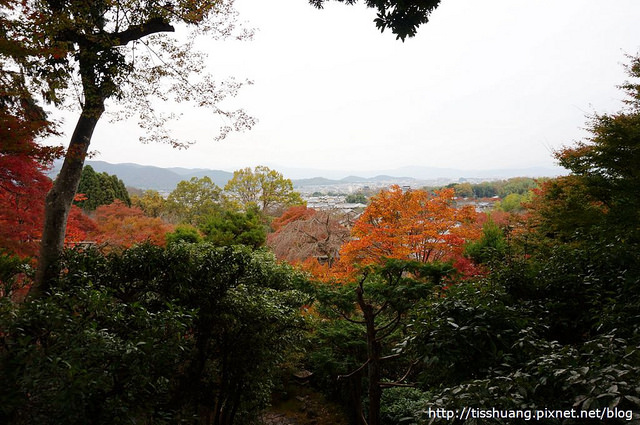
[360,412,369,425]
[396,360,418,382]
[372,300,389,317]
[379,353,401,361]
[337,359,369,381]
[375,312,402,341]
[137,37,225,116]
[332,307,366,325]
[378,361,419,388]
[379,382,416,388]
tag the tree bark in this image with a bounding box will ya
[349,370,366,425]
[28,15,176,297]
[32,103,104,296]
[356,284,382,425]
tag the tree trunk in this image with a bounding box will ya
[365,309,382,425]
[32,104,104,296]
[349,369,366,425]
[356,285,382,425]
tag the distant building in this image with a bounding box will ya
[304,195,366,217]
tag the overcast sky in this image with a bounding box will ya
[50,0,640,178]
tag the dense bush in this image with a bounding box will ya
[0,282,191,424]
[407,238,640,423]
[0,243,309,425]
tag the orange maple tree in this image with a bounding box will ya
[270,205,317,232]
[339,186,480,268]
[90,200,174,249]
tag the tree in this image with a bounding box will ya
[345,193,368,204]
[74,165,130,211]
[498,177,539,197]
[553,55,640,239]
[340,186,479,268]
[463,218,507,264]
[90,200,174,249]
[0,140,55,257]
[0,137,95,257]
[2,1,66,258]
[313,260,454,425]
[2,0,254,294]
[166,224,203,245]
[494,191,532,213]
[527,55,640,246]
[391,57,640,421]
[199,207,266,249]
[471,181,499,198]
[224,166,304,216]
[267,208,350,267]
[1,0,59,150]
[131,189,169,218]
[448,182,473,198]
[0,268,194,425]
[308,0,442,41]
[1,244,310,424]
[166,176,225,226]
[270,205,317,232]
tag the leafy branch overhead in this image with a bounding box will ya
[308,0,442,40]
[1,0,257,291]
[7,0,255,146]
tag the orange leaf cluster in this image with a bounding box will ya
[90,200,174,249]
[339,186,480,267]
[270,205,316,232]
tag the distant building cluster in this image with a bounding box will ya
[304,195,367,216]
[455,196,501,212]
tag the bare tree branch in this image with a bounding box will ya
[338,359,370,381]
[375,312,402,341]
[332,307,366,325]
[379,382,416,388]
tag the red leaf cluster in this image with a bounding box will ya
[0,138,94,257]
[89,200,174,249]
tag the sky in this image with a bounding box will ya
[49,0,640,178]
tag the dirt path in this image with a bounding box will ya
[260,386,350,425]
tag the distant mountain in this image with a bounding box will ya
[339,175,368,183]
[167,168,233,186]
[47,161,567,192]
[389,165,566,180]
[267,163,566,180]
[292,177,338,186]
[165,167,213,176]
[369,175,416,182]
[48,160,233,191]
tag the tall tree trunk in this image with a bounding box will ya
[32,103,104,296]
[356,284,382,425]
[349,369,366,425]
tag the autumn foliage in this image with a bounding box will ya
[0,138,95,257]
[340,186,480,268]
[270,205,317,232]
[268,207,350,268]
[90,200,174,249]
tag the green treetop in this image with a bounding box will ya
[224,166,304,216]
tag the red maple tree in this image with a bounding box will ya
[268,208,350,268]
[0,137,94,258]
[89,200,174,249]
